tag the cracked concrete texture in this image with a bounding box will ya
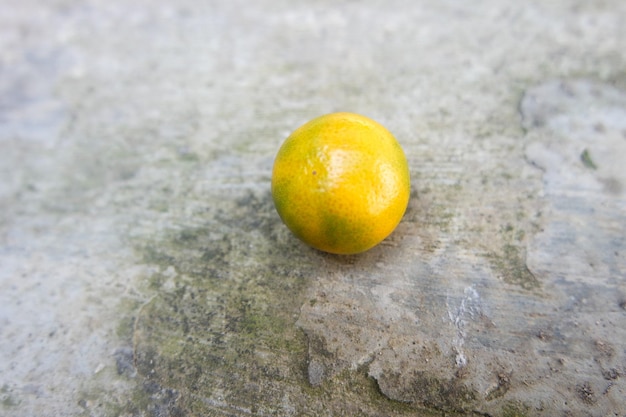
[1,0,625,416]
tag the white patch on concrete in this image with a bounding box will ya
[446,286,482,368]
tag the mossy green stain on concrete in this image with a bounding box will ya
[501,401,531,417]
[1,384,19,408]
[489,244,540,290]
[117,188,482,416]
[580,148,598,170]
[128,190,311,414]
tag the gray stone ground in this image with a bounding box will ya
[1,0,625,416]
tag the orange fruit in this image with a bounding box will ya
[271,112,410,255]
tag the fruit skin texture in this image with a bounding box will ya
[271,112,410,255]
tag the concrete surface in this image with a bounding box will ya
[1,0,625,416]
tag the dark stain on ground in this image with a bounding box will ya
[576,381,597,405]
[116,185,529,416]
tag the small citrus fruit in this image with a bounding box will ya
[271,112,410,254]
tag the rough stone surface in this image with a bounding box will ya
[1,0,625,416]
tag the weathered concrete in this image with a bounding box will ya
[1,0,625,416]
